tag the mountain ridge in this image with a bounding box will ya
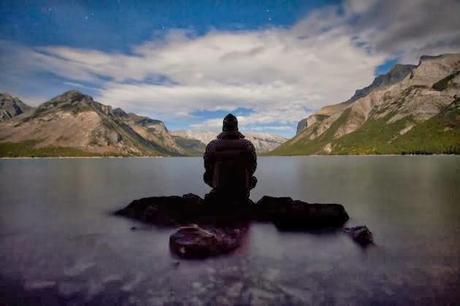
[273,53,460,155]
[171,130,286,153]
[0,93,34,122]
[296,63,417,135]
[0,90,188,157]
[0,91,286,157]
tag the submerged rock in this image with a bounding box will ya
[116,193,352,258]
[344,226,374,246]
[169,224,248,259]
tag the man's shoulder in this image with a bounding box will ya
[205,139,219,152]
[240,138,255,148]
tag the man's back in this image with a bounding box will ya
[203,114,257,200]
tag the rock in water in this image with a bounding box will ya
[169,224,248,259]
[344,226,374,246]
[114,194,205,226]
[115,193,353,258]
[256,196,349,229]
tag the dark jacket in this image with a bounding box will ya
[203,130,257,191]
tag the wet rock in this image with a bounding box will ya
[116,194,349,230]
[256,196,349,229]
[115,195,202,226]
[115,193,253,226]
[116,193,354,258]
[169,224,248,259]
[344,226,374,246]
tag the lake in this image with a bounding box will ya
[0,156,459,305]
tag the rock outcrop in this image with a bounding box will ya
[276,53,460,155]
[255,196,350,230]
[0,93,33,122]
[344,226,374,247]
[115,194,350,258]
[170,224,248,259]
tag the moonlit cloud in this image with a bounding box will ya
[1,0,459,136]
[12,18,384,133]
[344,0,460,62]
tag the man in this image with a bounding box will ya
[203,114,257,202]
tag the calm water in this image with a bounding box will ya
[0,156,459,305]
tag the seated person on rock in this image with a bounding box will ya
[203,114,257,202]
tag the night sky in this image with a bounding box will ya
[1,0,459,136]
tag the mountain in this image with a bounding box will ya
[0,90,188,157]
[0,93,34,122]
[273,53,460,155]
[171,130,287,153]
[296,63,416,135]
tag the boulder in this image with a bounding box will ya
[169,224,248,259]
[256,196,349,229]
[114,194,204,226]
[344,226,374,246]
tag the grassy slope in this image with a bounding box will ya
[269,108,351,155]
[0,140,133,157]
[390,99,460,154]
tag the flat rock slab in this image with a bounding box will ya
[115,193,351,258]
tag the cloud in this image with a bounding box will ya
[18,20,384,128]
[344,0,460,62]
[2,0,459,136]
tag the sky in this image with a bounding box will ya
[1,0,459,137]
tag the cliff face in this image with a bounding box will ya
[296,63,416,135]
[0,90,188,156]
[273,53,460,155]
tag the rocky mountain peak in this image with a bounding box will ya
[50,90,94,104]
[113,107,128,118]
[411,53,460,86]
[349,63,416,102]
[35,90,114,116]
[419,54,445,63]
[0,92,33,122]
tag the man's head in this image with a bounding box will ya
[222,113,238,132]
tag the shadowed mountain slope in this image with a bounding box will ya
[0,93,34,122]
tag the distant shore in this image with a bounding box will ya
[1,154,458,160]
[0,156,166,160]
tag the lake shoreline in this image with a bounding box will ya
[1,154,459,160]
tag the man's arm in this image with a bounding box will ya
[203,141,215,187]
[247,141,257,175]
